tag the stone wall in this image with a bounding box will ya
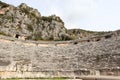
[0,34,119,78]
[99,69,120,76]
[0,70,91,79]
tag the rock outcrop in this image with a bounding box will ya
[0,1,114,41]
[0,1,71,41]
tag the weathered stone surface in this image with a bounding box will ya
[0,1,71,41]
[0,30,119,78]
[0,1,120,79]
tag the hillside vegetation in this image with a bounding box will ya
[67,29,109,39]
[0,1,71,41]
[0,1,112,41]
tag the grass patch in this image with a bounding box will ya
[3,78,19,80]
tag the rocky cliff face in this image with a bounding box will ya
[0,1,71,41]
[0,1,114,41]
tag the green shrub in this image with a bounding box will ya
[21,7,29,14]
[0,31,9,36]
[41,16,52,22]
[32,33,42,41]
[27,24,33,31]
[0,1,9,8]
[60,34,73,41]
